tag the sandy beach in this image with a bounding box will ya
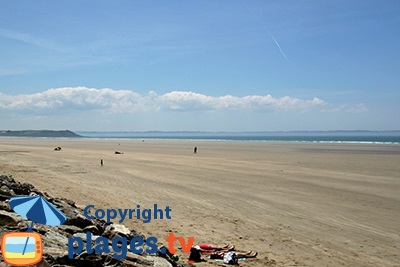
[0,138,399,267]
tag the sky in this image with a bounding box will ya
[0,0,399,131]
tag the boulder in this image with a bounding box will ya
[110,224,132,237]
[146,256,174,267]
[64,212,93,229]
[44,230,69,249]
[58,224,83,235]
[0,210,25,226]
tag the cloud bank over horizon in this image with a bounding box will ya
[0,87,372,131]
[0,86,360,114]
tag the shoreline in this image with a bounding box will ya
[2,136,400,145]
[1,138,399,266]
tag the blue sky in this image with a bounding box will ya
[0,0,399,131]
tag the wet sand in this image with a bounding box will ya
[0,138,399,266]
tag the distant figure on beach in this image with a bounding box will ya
[194,146,197,154]
[100,159,103,166]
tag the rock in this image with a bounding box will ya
[72,232,87,240]
[51,197,76,209]
[5,181,35,195]
[58,224,83,235]
[0,174,14,183]
[44,230,69,248]
[0,210,25,226]
[146,256,173,267]
[44,247,69,259]
[125,252,156,266]
[74,252,104,267]
[83,225,102,236]
[110,224,132,237]
[0,185,10,193]
[0,194,9,202]
[35,258,53,267]
[0,201,12,211]
[64,212,93,229]
[72,232,101,243]
[30,223,52,235]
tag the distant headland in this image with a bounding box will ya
[0,130,81,137]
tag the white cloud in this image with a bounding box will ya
[0,86,347,114]
[322,103,368,113]
[0,87,147,113]
[157,91,324,112]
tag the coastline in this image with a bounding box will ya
[76,131,400,144]
[1,138,399,266]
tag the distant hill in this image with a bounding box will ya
[0,130,81,138]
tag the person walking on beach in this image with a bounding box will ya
[100,159,103,166]
[194,146,197,154]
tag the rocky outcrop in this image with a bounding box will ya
[0,175,190,267]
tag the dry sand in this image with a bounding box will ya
[0,138,399,267]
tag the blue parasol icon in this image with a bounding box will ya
[9,195,67,255]
[9,195,67,228]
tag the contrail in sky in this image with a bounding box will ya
[265,29,290,64]
[242,0,291,64]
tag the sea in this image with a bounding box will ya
[76,131,400,144]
